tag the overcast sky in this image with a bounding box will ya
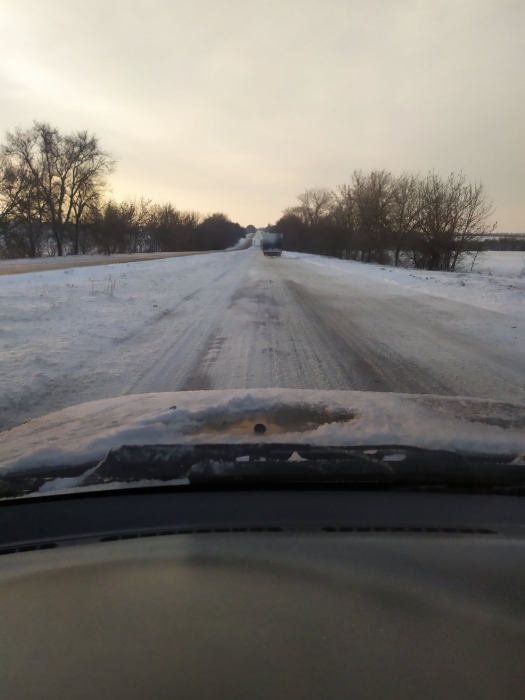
[1,0,523,230]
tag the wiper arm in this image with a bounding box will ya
[72,444,525,491]
[85,443,473,486]
[2,444,523,499]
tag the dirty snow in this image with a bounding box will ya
[2,389,525,472]
[1,246,524,442]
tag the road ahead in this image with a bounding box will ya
[2,245,524,432]
[124,247,524,402]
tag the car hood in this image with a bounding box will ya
[1,389,525,473]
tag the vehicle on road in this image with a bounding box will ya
[1,0,523,696]
[262,231,283,257]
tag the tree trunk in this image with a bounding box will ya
[28,222,36,258]
[73,222,80,255]
[55,230,63,256]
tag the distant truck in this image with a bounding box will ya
[261,232,283,257]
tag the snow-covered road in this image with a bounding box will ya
[1,247,524,430]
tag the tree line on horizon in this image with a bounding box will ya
[271,171,500,271]
[0,122,245,258]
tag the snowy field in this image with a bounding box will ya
[1,246,524,433]
[473,250,525,277]
[0,250,251,430]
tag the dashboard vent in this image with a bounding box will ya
[0,542,58,556]
[322,526,498,534]
[0,526,499,556]
[99,526,285,542]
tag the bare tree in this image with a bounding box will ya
[0,156,24,224]
[0,156,48,258]
[332,183,357,257]
[449,176,496,270]
[352,170,394,263]
[413,172,496,271]
[2,122,114,256]
[91,198,152,254]
[288,187,334,227]
[276,170,497,272]
[68,138,114,254]
[389,173,424,266]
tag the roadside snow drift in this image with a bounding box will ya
[0,250,248,430]
[291,250,525,319]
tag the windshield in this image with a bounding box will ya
[1,0,524,488]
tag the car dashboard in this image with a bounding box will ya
[1,487,525,699]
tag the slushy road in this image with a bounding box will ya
[128,247,525,401]
[2,244,524,431]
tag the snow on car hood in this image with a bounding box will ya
[1,389,525,472]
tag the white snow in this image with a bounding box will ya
[288,250,525,320]
[37,472,189,496]
[1,389,525,473]
[227,237,248,250]
[474,250,525,278]
[0,250,250,430]
[38,466,97,493]
[0,252,153,269]
[0,253,120,270]
[0,250,206,276]
[1,245,524,448]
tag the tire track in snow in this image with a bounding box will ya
[181,251,525,401]
[124,253,254,394]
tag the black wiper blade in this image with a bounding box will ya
[87,444,523,489]
[2,444,523,499]
[86,443,463,485]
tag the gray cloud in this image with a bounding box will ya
[1,0,523,229]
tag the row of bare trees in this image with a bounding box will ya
[480,234,525,251]
[272,171,496,271]
[87,201,244,255]
[0,122,245,258]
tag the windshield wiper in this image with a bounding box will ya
[2,444,524,499]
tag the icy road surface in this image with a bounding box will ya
[1,246,524,430]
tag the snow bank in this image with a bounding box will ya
[226,231,256,250]
[288,251,525,319]
[0,250,247,430]
[0,254,110,269]
[227,237,247,250]
[474,251,525,278]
